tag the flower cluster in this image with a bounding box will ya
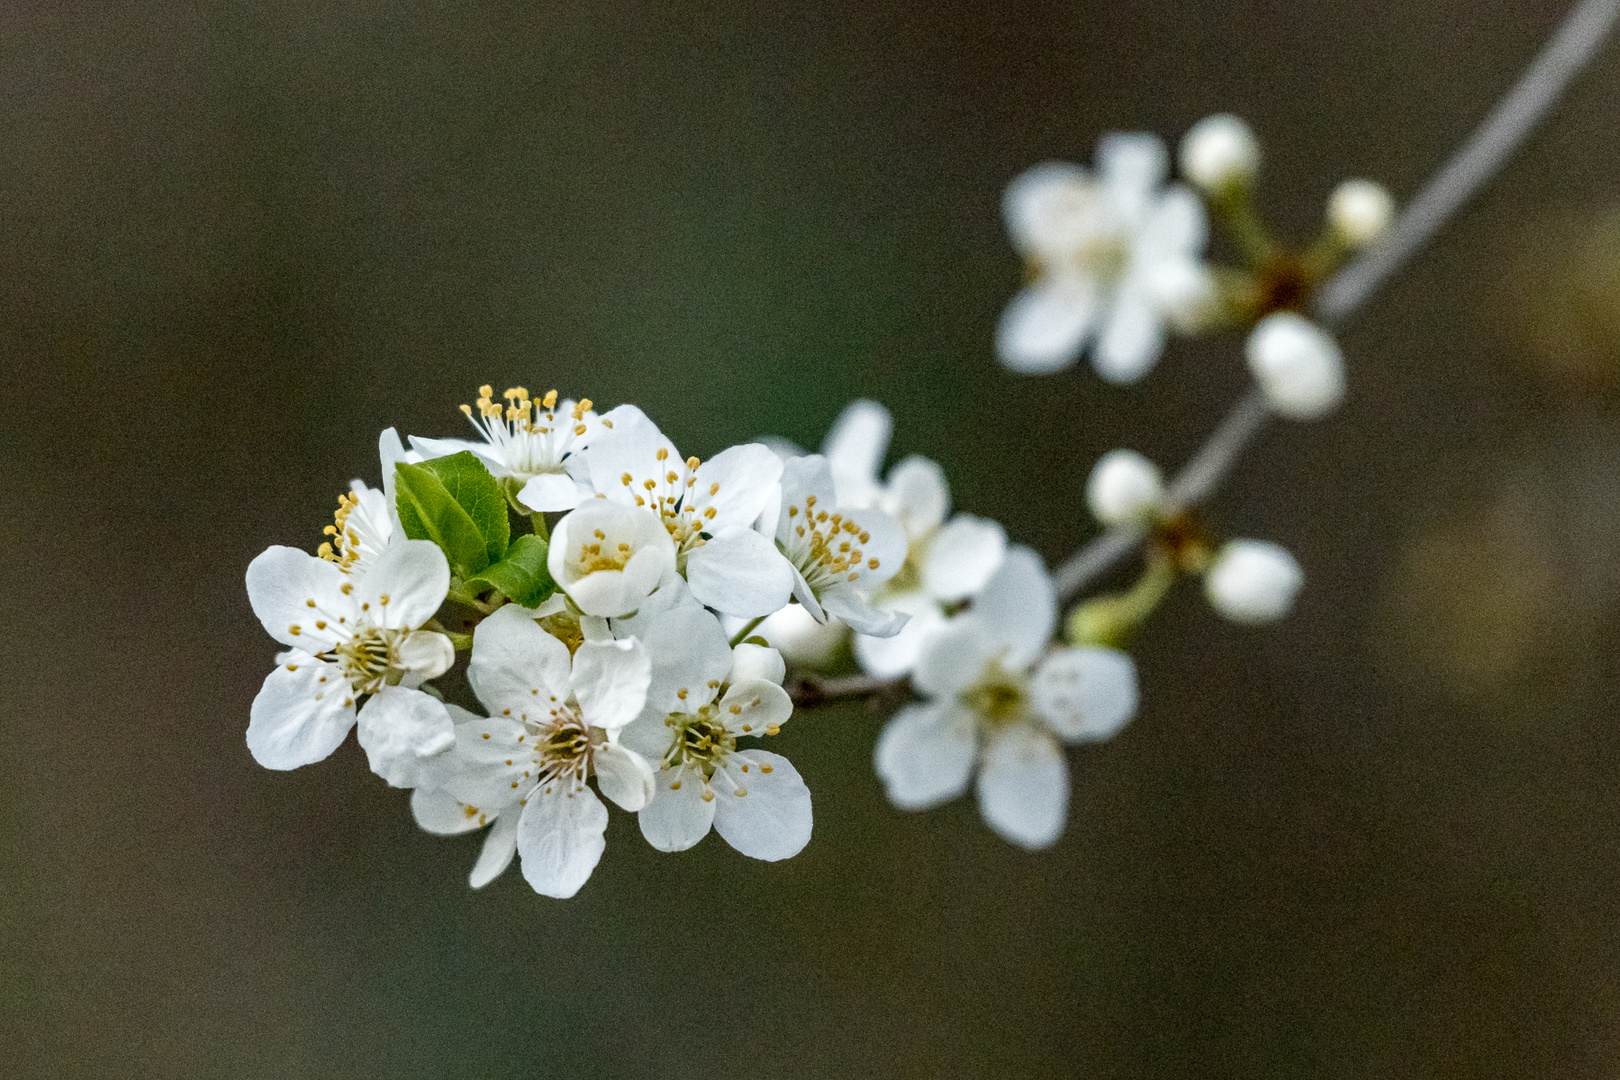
[244,112,1385,892]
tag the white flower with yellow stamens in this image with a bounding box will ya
[621,636,811,860]
[245,538,456,784]
[874,547,1139,849]
[417,605,655,898]
[410,385,604,512]
[776,454,909,637]
[315,480,392,578]
[580,404,794,618]
[547,500,678,617]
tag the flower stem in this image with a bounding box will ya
[728,614,768,648]
[530,511,550,540]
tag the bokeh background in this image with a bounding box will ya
[5,0,1620,1075]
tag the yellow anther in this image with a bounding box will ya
[761,764,773,774]
[868,558,880,569]
[479,384,493,398]
[656,448,668,461]
[543,390,559,409]
[765,725,780,736]
[686,456,700,471]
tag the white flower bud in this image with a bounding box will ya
[1245,311,1346,421]
[1204,540,1303,625]
[1085,449,1164,525]
[1178,114,1259,193]
[1328,179,1394,246]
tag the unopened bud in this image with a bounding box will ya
[1179,114,1260,194]
[1086,449,1164,526]
[1328,179,1395,247]
[1204,540,1303,625]
[1246,312,1346,421]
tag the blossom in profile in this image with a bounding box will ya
[315,480,393,579]
[415,604,655,898]
[245,538,456,784]
[874,547,1138,849]
[998,134,1212,382]
[410,386,603,512]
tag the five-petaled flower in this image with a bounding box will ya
[874,547,1139,849]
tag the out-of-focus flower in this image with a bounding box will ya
[1178,114,1260,195]
[1328,180,1395,247]
[1246,311,1346,420]
[998,134,1211,382]
[1204,539,1304,624]
[1085,449,1165,526]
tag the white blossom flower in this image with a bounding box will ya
[1328,179,1395,247]
[776,454,909,637]
[547,499,678,617]
[409,386,602,512]
[998,134,1211,382]
[1246,311,1346,420]
[874,547,1139,849]
[1204,539,1303,625]
[1085,449,1165,526]
[1178,113,1260,194]
[418,604,655,898]
[621,630,811,860]
[580,405,794,618]
[246,538,456,784]
[314,480,393,579]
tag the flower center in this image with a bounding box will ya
[616,446,715,558]
[785,494,880,590]
[662,698,736,775]
[575,527,635,573]
[331,626,399,695]
[962,665,1029,730]
[459,384,595,478]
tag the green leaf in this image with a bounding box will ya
[466,534,557,607]
[394,460,493,578]
[417,451,509,568]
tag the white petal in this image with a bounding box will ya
[820,586,909,637]
[684,528,795,617]
[617,715,672,762]
[881,456,949,539]
[410,788,485,835]
[517,471,588,512]
[922,515,1008,602]
[1003,161,1090,255]
[912,619,998,699]
[727,643,786,687]
[853,599,946,679]
[710,750,812,861]
[638,764,716,852]
[874,702,977,810]
[976,724,1069,849]
[467,603,573,716]
[407,435,507,476]
[579,404,667,506]
[1245,313,1346,421]
[971,545,1056,669]
[996,280,1097,375]
[691,443,784,532]
[1097,132,1169,215]
[441,715,535,809]
[571,637,652,731]
[776,455,837,540]
[355,687,455,788]
[395,630,455,684]
[593,742,656,812]
[470,812,519,888]
[626,601,733,720]
[1093,286,1167,385]
[245,546,352,652]
[1031,647,1139,743]
[517,784,607,899]
[1085,449,1164,526]
[378,427,418,533]
[246,657,357,770]
[717,679,793,739]
[1138,185,1206,260]
[821,399,892,508]
[356,539,450,632]
[752,601,844,667]
[1204,539,1305,624]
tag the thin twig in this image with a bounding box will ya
[1053,0,1619,602]
[789,672,907,707]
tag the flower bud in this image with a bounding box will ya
[1245,311,1346,420]
[1328,179,1395,246]
[1204,539,1303,625]
[1178,114,1259,194]
[1086,449,1164,525]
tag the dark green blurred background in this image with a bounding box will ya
[6,0,1620,1075]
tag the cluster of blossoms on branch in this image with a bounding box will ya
[244,114,1393,897]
